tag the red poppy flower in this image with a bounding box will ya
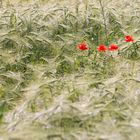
[109,44,119,51]
[125,35,134,42]
[98,45,107,52]
[77,42,88,50]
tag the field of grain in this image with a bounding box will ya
[0,0,140,139]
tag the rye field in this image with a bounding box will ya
[0,0,140,139]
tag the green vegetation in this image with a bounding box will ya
[0,0,140,139]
